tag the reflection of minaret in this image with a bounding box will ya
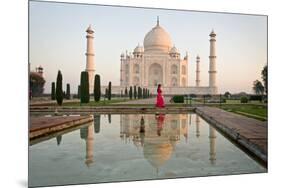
[196,115,200,138]
[209,126,216,164]
[85,124,94,167]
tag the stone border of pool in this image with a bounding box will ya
[195,107,267,166]
[29,105,267,166]
[29,116,94,139]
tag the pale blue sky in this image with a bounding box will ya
[29,1,267,94]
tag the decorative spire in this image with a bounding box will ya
[157,16,159,26]
[210,29,216,37]
[86,24,94,34]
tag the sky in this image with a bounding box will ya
[29,1,267,94]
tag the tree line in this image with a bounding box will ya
[51,70,152,106]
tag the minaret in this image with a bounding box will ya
[209,126,216,164]
[85,25,95,94]
[196,55,200,87]
[209,30,217,90]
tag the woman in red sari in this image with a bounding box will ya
[155,84,165,108]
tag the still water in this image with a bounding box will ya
[29,114,266,187]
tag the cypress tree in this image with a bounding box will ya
[125,87,128,98]
[80,71,89,103]
[66,83,70,99]
[94,74,101,102]
[51,82,56,100]
[121,90,123,98]
[77,85,80,99]
[134,85,137,99]
[143,88,145,99]
[56,70,63,105]
[138,87,141,99]
[108,81,112,100]
[129,86,132,99]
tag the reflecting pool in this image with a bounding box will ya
[29,114,266,187]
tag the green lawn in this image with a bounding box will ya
[220,104,267,121]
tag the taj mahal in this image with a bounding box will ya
[85,17,218,95]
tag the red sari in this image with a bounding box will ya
[155,88,165,108]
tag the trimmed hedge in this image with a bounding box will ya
[249,95,262,101]
[240,96,248,103]
[80,71,89,103]
[108,81,111,100]
[51,82,56,100]
[56,70,63,105]
[66,83,70,99]
[129,86,132,99]
[172,95,184,103]
[94,74,101,102]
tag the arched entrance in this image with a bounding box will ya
[148,63,163,86]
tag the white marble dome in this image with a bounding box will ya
[143,22,172,53]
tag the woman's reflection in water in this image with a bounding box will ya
[155,114,165,136]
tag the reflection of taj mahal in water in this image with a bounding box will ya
[65,114,217,168]
[120,114,217,169]
[85,17,218,95]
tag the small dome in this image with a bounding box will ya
[134,44,144,53]
[196,55,200,59]
[169,46,179,54]
[143,18,172,53]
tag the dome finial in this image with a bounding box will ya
[157,16,159,26]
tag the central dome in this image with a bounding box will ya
[143,19,172,53]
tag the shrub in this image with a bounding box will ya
[66,83,70,99]
[125,87,128,98]
[80,71,89,103]
[94,74,101,102]
[77,85,80,99]
[240,96,248,103]
[129,86,132,99]
[108,81,112,100]
[138,87,142,99]
[190,94,197,98]
[51,82,56,100]
[172,95,184,103]
[249,95,262,102]
[134,85,137,99]
[56,70,63,106]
